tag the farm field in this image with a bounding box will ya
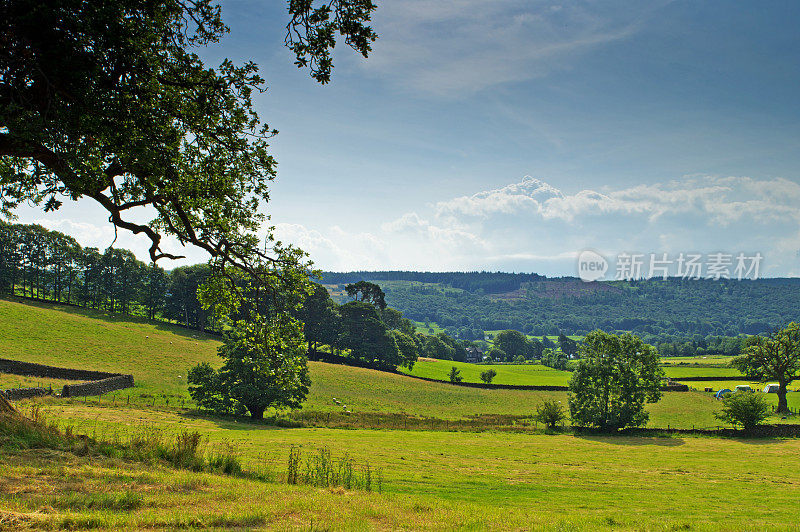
[6,399,799,530]
[0,297,220,399]
[398,358,572,386]
[662,366,743,378]
[3,296,800,528]
[1,296,796,428]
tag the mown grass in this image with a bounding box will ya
[9,400,800,530]
[399,358,572,386]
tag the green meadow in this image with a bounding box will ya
[3,296,800,529]
[6,401,800,530]
[661,355,735,365]
[398,358,572,386]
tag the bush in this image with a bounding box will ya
[534,399,566,430]
[448,366,463,383]
[480,369,497,384]
[715,391,770,431]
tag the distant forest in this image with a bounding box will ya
[3,220,796,359]
[321,271,800,347]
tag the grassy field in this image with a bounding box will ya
[0,297,220,399]
[663,366,743,378]
[2,399,799,530]
[1,296,793,428]
[4,296,800,528]
[411,320,447,335]
[399,358,572,386]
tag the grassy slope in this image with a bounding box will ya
[4,297,800,528]
[0,298,220,398]
[1,296,793,427]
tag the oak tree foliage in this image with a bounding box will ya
[0,0,376,283]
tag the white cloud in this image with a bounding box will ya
[15,173,800,276]
[435,175,800,226]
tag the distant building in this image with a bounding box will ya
[465,347,483,363]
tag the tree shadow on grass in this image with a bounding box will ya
[574,434,686,446]
[180,410,296,432]
[722,436,787,445]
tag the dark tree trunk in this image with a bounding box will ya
[778,382,789,414]
[248,405,265,420]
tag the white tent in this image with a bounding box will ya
[763,384,780,393]
[734,385,752,393]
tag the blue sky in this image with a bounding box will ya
[14,0,800,276]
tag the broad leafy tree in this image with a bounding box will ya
[480,368,497,384]
[541,348,568,370]
[338,301,399,370]
[733,323,800,413]
[558,333,579,358]
[494,330,532,359]
[188,313,310,420]
[0,0,377,286]
[345,281,386,310]
[389,329,420,370]
[714,391,770,432]
[568,330,664,431]
[295,283,341,355]
[420,334,456,361]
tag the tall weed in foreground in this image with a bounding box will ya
[287,445,382,492]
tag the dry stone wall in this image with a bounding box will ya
[0,357,134,399]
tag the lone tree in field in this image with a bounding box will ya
[188,313,311,420]
[449,366,463,383]
[534,399,566,430]
[568,330,664,431]
[733,322,800,414]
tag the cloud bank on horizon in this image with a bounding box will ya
[273,174,799,277]
[22,173,797,277]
